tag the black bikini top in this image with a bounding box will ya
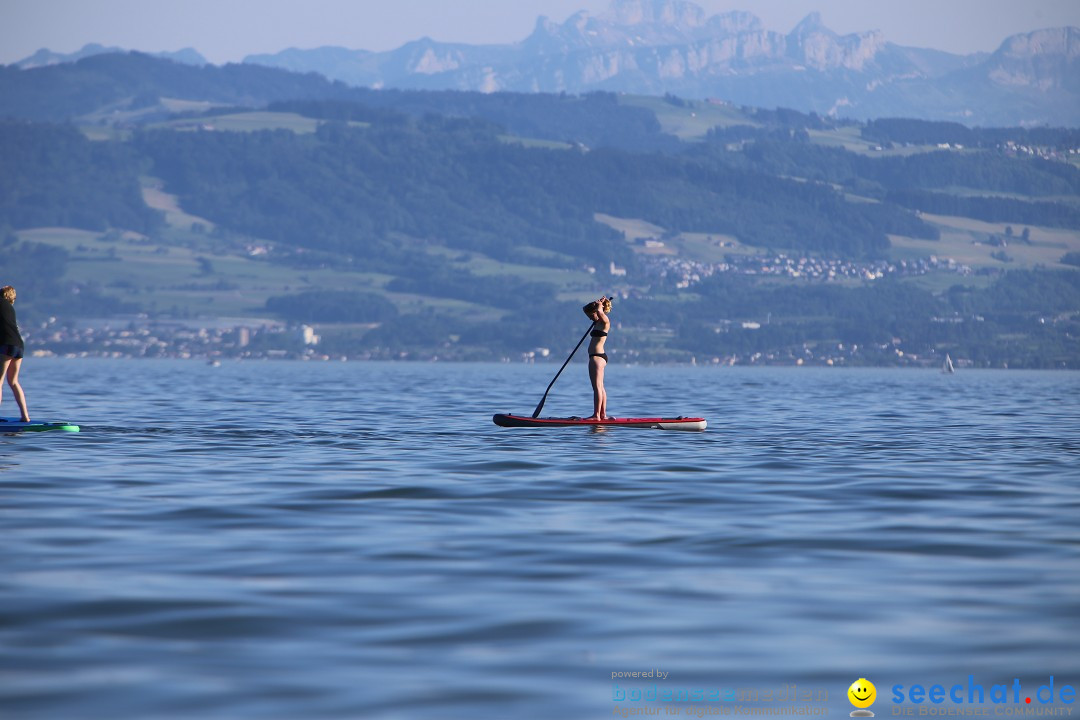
[590,327,608,338]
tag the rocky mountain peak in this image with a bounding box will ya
[985,26,1080,90]
[790,11,830,37]
[785,12,886,71]
[604,0,707,29]
[996,26,1080,59]
[705,11,763,35]
[226,3,1080,126]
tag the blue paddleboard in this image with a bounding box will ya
[0,418,80,433]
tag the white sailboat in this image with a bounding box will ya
[942,354,955,374]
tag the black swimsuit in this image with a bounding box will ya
[590,324,608,361]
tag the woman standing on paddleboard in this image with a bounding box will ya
[0,286,30,422]
[584,296,612,421]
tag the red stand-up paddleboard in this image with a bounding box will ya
[493,413,706,431]
[500,304,706,432]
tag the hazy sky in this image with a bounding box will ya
[3,0,1078,65]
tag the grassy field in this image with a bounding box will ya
[159,98,222,114]
[808,125,950,157]
[144,110,570,149]
[676,231,755,262]
[929,187,1080,209]
[619,95,756,140]
[77,97,227,130]
[20,161,1075,326]
[17,201,595,322]
[594,214,668,246]
[141,177,217,232]
[497,134,574,150]
[18,161,607,322]
[596,213,754,263]
[427,246,596,288]
[150,111,343,134]
[597,209,1078,297]
[80,126,132,142]
[81,108,331,139]
[618,94,952,160]
[889,213,1080,271]
[806,126,880,153]
[17,226,396,318]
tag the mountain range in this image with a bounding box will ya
[14,43,208,69]
[10,0,1080,126]
[239,0,1079,126]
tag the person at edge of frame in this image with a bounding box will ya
[0,285,30,422]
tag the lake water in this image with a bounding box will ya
[2,360,1079,719]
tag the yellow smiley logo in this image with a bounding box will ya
[848,678,877,709]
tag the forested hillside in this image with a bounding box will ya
[712,136,1080,229]
[0,53,682,151]
[0,119,161,232]
[861,119,1080,149]
[1,54,1077,367]
[132,113,923,264]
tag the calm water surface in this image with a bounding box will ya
[2,360,1079,719]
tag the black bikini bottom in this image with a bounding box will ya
[590,353,608,362]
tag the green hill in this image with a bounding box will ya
[1,54,1077,367]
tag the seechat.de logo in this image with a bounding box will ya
[849,678,877,717]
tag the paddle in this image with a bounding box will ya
[531,296,610,418]
[532,322,594,418]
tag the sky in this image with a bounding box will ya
[2,0,1079,66]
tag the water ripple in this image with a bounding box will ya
[2,361,1078,719]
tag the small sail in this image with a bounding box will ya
[943,354,955,374]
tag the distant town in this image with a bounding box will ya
[23,250,985,369]
[24,314,976,369]
[640,250,974,288]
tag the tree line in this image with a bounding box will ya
[886,190,1080,230]
[861,118,1080,149]
[0,233,133,320]
[128,111,921,265]
[1,53,681,152]
[0,118,161,233]
[718,135,1080,198]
